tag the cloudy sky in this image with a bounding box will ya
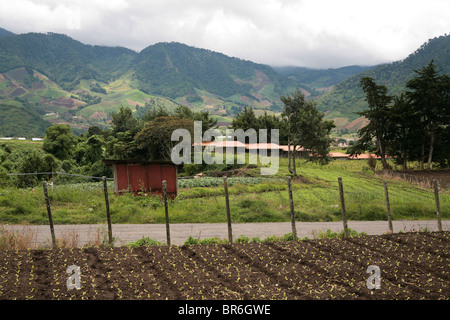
[0,0,449,68]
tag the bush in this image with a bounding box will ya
[127,237,161,247]
[183,236,224,245]
[315,228,367,239]
[294,211,320,222]
[367,154,377,172]
[235,235,250,243]
[184,235,199,245]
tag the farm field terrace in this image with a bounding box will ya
[0,231,448,300]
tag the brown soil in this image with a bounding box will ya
[396,169,450,189]
[0,232,448,300]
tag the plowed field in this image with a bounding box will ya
[0,232,448,300]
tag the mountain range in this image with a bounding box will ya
[317,34,450,129]
[0,27,448,137]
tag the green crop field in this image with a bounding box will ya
[0,155,448,226]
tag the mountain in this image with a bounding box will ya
[132,42,297,111]
[0,27,15,38]
[0,30,448,137]
[0,102,51,137]
[0,32,301,136]
[316,34,450,127]
[0,32,136,91]
[272,65,374,97]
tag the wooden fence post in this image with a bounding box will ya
[338,177,349,238]
[223,177,233,244]
[43,181,57,249]
[163,180,171,246]
[383,181,393,233]
[102,176,113,246]
[433,179,443,232]
[288,176,298,240]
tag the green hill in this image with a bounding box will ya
[0,29,448,136]
[133,42,295,100]
[316,34,450,125]
[273,65,374,97]
[0,33,302,135]
[0,32,136,91]
[0,27,14,38]
[0,102,51,137]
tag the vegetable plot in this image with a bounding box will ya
[0,232,448,300]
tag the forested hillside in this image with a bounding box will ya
[133,42,297,107]
[0,28,448,137]
[0,31,301,136]
[317,34,450,122]
[0,32,136,91]
[0,27,14,38]
[273,65,374,97]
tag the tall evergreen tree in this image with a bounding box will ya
[406,60,450,169]
[352,77,393,170]
[385,94,421,170]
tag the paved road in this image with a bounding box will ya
[4,219,449,248]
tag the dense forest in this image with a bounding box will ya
[350,61,450,169]
[0,32,136,91]
[318,35,450,120]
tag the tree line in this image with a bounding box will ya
[1,88,336,187]
[231,90,335,175]
[350,61,450,170]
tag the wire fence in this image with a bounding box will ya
[6,172,114,180]
[12,174,446,249]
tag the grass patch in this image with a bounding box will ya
[0,158,448,225]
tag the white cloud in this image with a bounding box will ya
[0,0,449,68]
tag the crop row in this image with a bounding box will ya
[0,232,448,300]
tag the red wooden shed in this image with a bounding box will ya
[103,160,179,198]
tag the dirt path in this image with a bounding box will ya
[4,219,448,248]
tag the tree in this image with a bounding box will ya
[351,77,393,170]
[135,116,195,161]
[173,105,217,134]
[111,106,140,135]
[104,106,141,160]
[231,106,258,132]
[405,60,450,169]
[43,124,76,160]
[257,111,288,143]
[385,94,419,170]
[73,134,103,165]
[140,105,170,122]
[281,89,335,175]
[17,151,58,187]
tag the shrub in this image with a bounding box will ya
[235,235,250,243]
[315,228,367,239]
[184,235,200,245]
[127,237,161,247]
[367,154,377,172]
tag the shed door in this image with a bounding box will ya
[161,165,177,194]
[115,164,129,192]
[128,164,148,192]
[147,164,162,192]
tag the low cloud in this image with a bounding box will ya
[1,0,449,68]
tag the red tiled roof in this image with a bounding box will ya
[245,143,281,150]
